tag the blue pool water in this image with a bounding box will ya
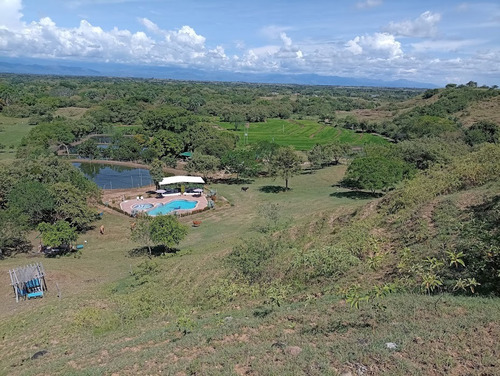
[147,200,197,216]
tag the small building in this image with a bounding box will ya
[158,176,205,195]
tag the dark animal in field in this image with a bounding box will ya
[241,187,249,192]
[30,350,48,360]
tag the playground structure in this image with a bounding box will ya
[9,263,47,302]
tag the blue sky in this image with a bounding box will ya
[0,0,499,85]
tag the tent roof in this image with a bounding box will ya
[159,176,205,185]
[180,151,192,157]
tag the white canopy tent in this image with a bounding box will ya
[159,176,205,186]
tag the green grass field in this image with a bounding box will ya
[0,115,32,161]
[219,118,388,150]
[1,164,499,375]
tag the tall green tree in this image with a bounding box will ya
[50,182,97,230]
[149,160,165,189]
[131,214,188,255]
[7,181,55,226]
[77,138,99,159]
[186,153,220,181]
[37,220,77,247]
[148,130,183,161]
[221,149,260,179]
[269,146,302,190]
[149,215,188,250]
[342,156,409,193]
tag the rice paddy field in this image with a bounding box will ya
[218,118,388,150]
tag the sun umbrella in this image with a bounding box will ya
[193,188,203,193]
[155,189,166,194]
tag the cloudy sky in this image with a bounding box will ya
[0,0,499,85]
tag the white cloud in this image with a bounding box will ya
[260,25,292,41]
[0,10,225,66]
[384,11,441,38]
[0,1,498,85]
[412,39,483,53]
[0,0,24,30]
[346,33,403,59]
[356,0,382,10]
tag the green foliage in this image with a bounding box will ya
[395,138,467,170]
[456,195,500,294]
[0,209,30,257]
[147,130,183,160]
[255,203,289,233]
[133,260,161,285]
[226,236,285,283]
[292,246,360,281]
[308,142,350,169]
[465,121,500,146]
[131,215,154,254]
[383,143,500,214]
[176,313,196,336]
[205,278,259,307]
[37,220,77,247]
[7,180,54,226]
[73,306,120,335]
[149,215,188,249]
[220,148,261,178]
[131,214,187,255]
[185,153,220,180]
[149,160,165,189]
[50,182,97,230]
[269,146,302,189]
[342,156,411,193]
[77,138,99,159]
[184,123,238,158]
[108,135,143,161]
[142,106,195,133]
[264,281,290,307]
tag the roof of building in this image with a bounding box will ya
[159,176,205,185]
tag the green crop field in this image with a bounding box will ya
[0,115,32,161]
[219,118,388,150]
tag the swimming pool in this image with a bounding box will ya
[132,203,154,210]
[147,200,197,216]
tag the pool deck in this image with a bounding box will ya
[120,194,208,216]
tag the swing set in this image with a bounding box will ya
[8,263,47,302]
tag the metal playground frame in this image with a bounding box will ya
[8,263,47,302]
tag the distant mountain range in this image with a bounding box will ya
[0,57,437,88]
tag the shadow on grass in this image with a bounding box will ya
[210,177,254,185]
[259,185,289,193]
[330,190,383,199]
[128,245,181,257]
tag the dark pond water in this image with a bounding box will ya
[73,162,153,189]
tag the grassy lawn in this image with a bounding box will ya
[219,118,388,150]
[1,165,498,375]
[54,107,88,119]
[0,115,32,161]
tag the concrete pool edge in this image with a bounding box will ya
[120,194,208,216]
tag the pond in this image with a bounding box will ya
[73,162,153,189]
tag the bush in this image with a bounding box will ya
[292,246,360,281]
[226,236,285,283]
